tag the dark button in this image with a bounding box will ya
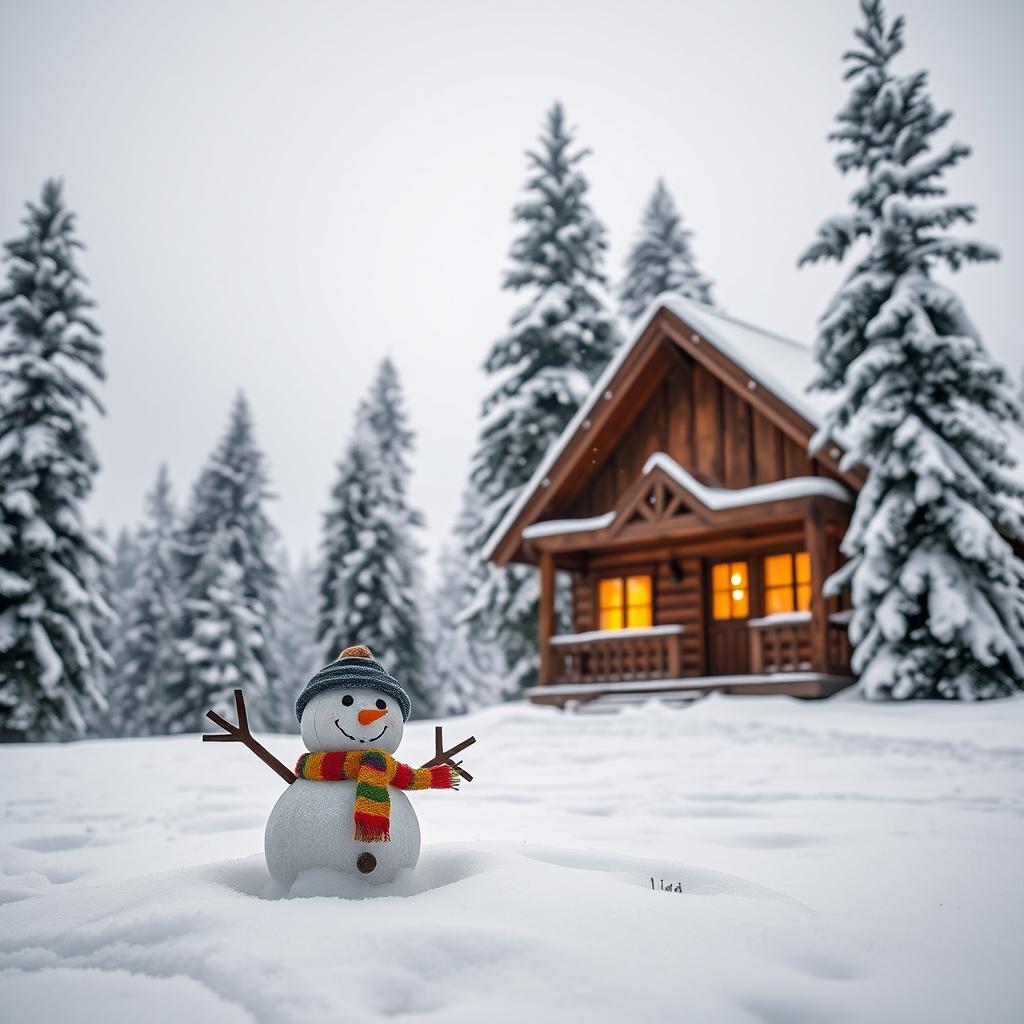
[357,852,377,874]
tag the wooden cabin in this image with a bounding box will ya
[483,296,865,709]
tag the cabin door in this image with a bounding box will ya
[705,558,755,675]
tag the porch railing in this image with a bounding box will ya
[548,624,685,684]
[748,612,812,673]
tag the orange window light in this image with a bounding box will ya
[625,574,653,628]
[763,552,812,614]
[711,561,749,620]
[598,577,624,630]
[796,551,812,611]
[599,574,653,630]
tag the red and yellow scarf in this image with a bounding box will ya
[295,749,458,843]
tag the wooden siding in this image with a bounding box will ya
[560,347,841,521]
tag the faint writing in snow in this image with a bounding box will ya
[651,878,683,893]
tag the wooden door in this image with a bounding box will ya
[705,558,755,675]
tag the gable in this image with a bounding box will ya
[484,297,863,566]
[557,346,845,521]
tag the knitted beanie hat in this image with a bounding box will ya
[295,645,412,723]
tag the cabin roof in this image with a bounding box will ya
[483,294,840,563]
[663,297,835,427]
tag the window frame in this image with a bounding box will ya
[762,550,812,616]
[710,559,751,621]
[594,568,655,631]
[706,544,815,627]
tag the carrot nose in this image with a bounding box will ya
[358,707,387,726]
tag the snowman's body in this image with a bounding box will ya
[264,682,420,886]
[265,779,420,884]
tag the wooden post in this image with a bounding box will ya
[804,500,830,673]
[667,632,682,678]
[539,551,555,685]
[749,627,764,674]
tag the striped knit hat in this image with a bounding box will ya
[295,645,412,723]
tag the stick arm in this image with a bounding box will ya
[203,689,297,785]
[421,725,476,782]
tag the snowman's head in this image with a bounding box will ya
[300,688,405,754]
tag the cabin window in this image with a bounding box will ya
[598,574,653,630]
[711,561,749,620]
[763,552,812,614]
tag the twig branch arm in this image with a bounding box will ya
[421,725,476,782]
[203,689,297,785]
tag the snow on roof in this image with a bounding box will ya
[522,510,616,540]
[483,295,832,560]
[520,452,851,542]
[646,452,851,508]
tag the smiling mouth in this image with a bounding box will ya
[334,720,388,744]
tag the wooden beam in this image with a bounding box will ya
[804,500,830,673]
[538,551,555,685]
[531,500,810,555]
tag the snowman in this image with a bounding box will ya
[204,644,475,885]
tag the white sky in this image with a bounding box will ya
[2,0,1021,572]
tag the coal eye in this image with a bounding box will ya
[341,695,354,707]
[375,699,386,710]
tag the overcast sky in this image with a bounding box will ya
[2,0,1021,572]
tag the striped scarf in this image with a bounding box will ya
[295,749,458,843]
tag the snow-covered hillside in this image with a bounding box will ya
[2,694,1022,1023]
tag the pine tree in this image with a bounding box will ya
[86,525,138,736]
[428,491,508,714]
[270,549,319,733]
[461,102,620,697]
[800,0,1024,699]
[619,180,715,321]
[0,180,112,739]
[113,465,182,736]
[318,359,430,715]
[113,528,140,598]
[179,536,270,726]
[167,394,281,731]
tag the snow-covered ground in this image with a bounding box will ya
[2,692,1023,1023]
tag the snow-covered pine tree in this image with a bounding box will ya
[800,0,1024,699]
[0,180,113,739]
[461,102,620,697]
[86,525,137,736]
[317,359,431,715]
[619,179,715,321]
[179,534,270,726]
[270,549,319,732]
[166,394,281,731]
[113,465,182,736]
[113,528,140,598]
[428,490,508,715]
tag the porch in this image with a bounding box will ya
[535,614,853,707]
[527,461,857,706]
[525,671,856,709]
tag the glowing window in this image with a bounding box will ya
[599,574,653,630]
[711,561,749,620]
[763,552,812,614]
